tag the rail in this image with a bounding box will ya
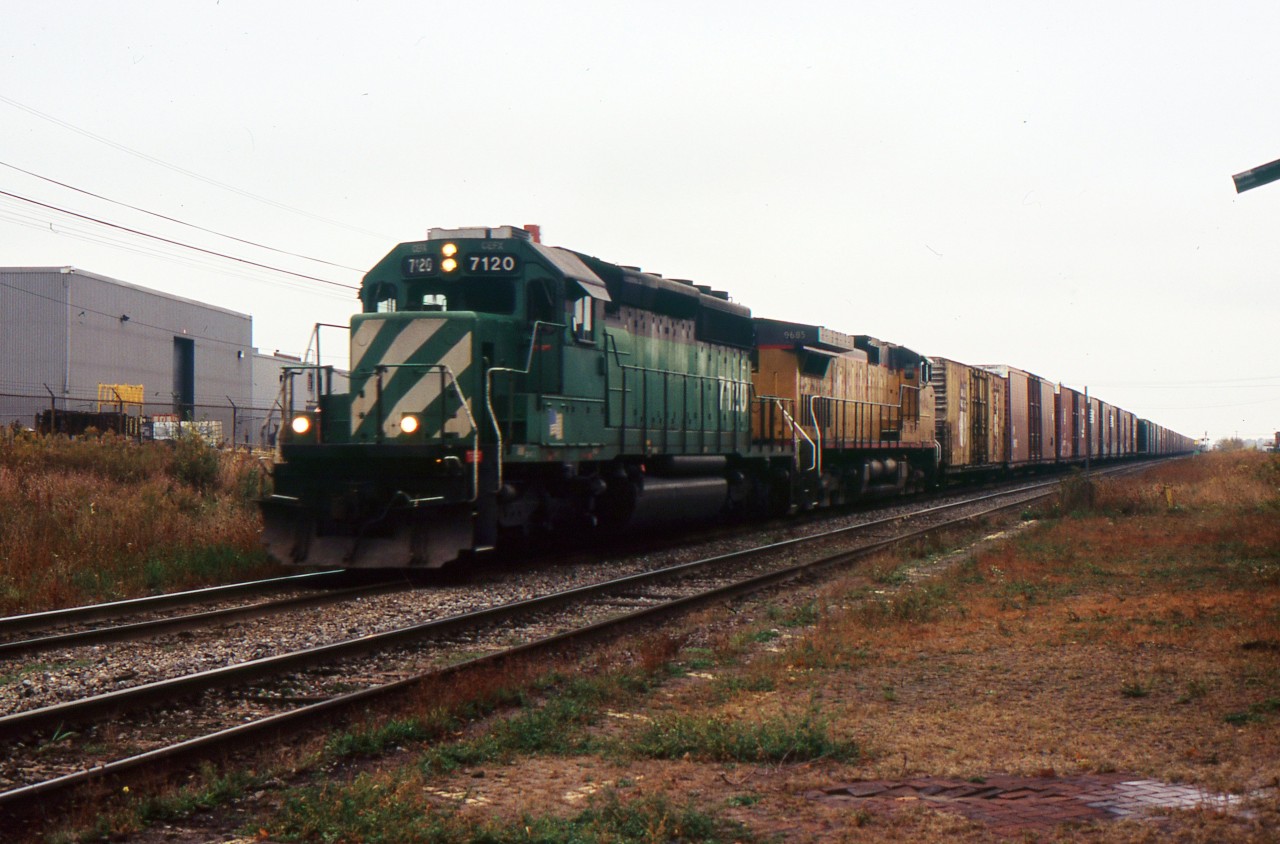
[0,472,1108,821]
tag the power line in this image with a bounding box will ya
[0,277,251,349]
[1,276,350,366]
[0,92,392,241]
[0,159,367,273]
[1090,375,1280,387]
[0,188,360,291]
[0,202,356,298]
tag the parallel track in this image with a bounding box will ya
[0,569,353,640]
[0,579,409,659]
[0,473,1095,824]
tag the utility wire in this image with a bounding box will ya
[0,92,391,241]
[1,277,251,349]
[0,202,356,298]
[0,159,367,273]
[0,188,360,291]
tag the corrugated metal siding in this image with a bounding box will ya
[1005,369,1030,464]
[1,269,71,392]
[1,267,255,440]
[66,270,251,432]
[0,269,71,426]
[930,357,1006,471]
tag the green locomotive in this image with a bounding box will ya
[261,225,939,569]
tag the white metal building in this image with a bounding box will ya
[1,266,252,440]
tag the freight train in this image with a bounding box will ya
[260,226,1193,569]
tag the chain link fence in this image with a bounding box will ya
[0,389,284,449]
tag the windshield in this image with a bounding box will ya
[406,280,517,314]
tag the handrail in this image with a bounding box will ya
[807,395,823,474]
[371,362,480,503]
[485,320,562,490]
[277,362,479,503]
[274,363,337,459]
[774,399,817,473]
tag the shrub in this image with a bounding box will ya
[0,433,278,613]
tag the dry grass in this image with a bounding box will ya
[0,430,279,614]
[752,455,1279,779]
[282,453,1276,841]
[52,452,1280,842]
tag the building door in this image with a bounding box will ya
[173,337,195,420]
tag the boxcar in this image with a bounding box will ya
[977,365,1056,467]
[1055,384,1086,463]
[928,356,1007,473]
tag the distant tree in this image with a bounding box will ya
[1214,437,1245,451]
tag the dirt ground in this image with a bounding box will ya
[59,455,1280,842]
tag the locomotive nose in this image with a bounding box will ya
[348,313,477,443]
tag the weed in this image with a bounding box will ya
[1224,698,1280,726]
[1177,678,1214,704]
[0,433,278,613]
[857,582,954,626]
[328,717,445,759]
[139,763,264,823]
[849,807,874,827]
[718,673,778,694]
[628,709,858,763]
[1121,680,1151,698]
[1059,471,1097,513]
[418,676,612,774]
[875,565,911,586]
[169,431,221,491]
[272,783,748,843]
[683,647,716,670]
[37,724,77,754]
[783,602,820,627]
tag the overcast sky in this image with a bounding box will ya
[3,1,1278,443]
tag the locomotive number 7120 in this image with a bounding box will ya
[468,255,519,273]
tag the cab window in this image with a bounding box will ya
[571,296,594,342]
[406,280,517,314]
[365,282,398,313]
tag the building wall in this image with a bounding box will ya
[0,267,252,442]
[0,268,70,399]
[67,269,252,412]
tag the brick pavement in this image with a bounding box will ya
[806,773,1253,835]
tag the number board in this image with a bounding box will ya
[402,256,437,277]
[464,254,520,274]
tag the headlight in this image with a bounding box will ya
[290,415,312,435]
[441,242,458,257]
[442,257,458,273]
[400,414,420,434]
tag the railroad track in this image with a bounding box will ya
[0,577,410,659]
[0,470,1115,827]
[0,472,1069,657]
[0,569,360,641]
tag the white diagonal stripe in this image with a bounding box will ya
[384,329,472,437]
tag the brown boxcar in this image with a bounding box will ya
[978,365,1056,466]
[929,356,1008,472]
[1055,384,1087,463]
